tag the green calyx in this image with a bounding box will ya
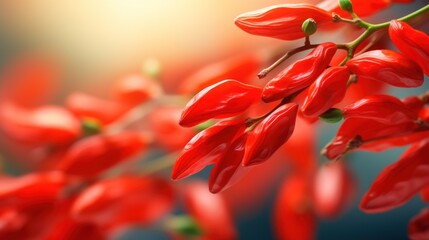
[81,118,102,136]
[319,108,343,123]
[339,0,353,13]
[166,215,203,237]
[302,18,317,36]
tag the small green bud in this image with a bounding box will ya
[166,215,203,237]
[319,108,343,123]
[81,118,102,136]
[339,0,353,13]
[301,18,317,36]
[141,58,162,79]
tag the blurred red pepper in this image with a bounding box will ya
[172,119,246,180]
[56,132,148,179]
[179,53,262,94]
[148,106,196,151]
[184,181,237,240]
[409,207,429,240]
[0,103,81,146]
[346,50,424,88]
[302,66,350,117]
[72,177,173,230]
[44,219,105,240]
[209,133,249,193]
[234,4,333,41]
[389,20,429,76]
[274,174,315,240]
[113,73,162,107]
[262,42,337,102]
[312,162,356,219]
[343,95,418,125]
[243,103,298,166]
[65,92,128,125]
[402,96,424,116]
[179,80,262,127]
[360,139,429,213]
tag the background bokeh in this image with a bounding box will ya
[0,1,428,239]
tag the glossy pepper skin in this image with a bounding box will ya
[209,133,249,193]
[242,103,298,166]
[179,80,262,127]
[346,50,424,88]
[409,207,429,240]
[360,139,429,213]
[317,0,390,18]
[262,43,337,102]
[389,20,429,76]
[172,119,246,180]
[234,4,332,41]
[56,132,148,179]
[323,118,419,160]
[302,66,350,117]
[343,95,418,125]
[360,130,429,152]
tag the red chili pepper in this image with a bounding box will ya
[148,106,196,151]
[360,130,429,152]
[323,118,419,160]
[389,20,429,76]
[360,139,429,213]
[0,103,81,146]
[44,219,105,240]
[0,172,69,208]
[172,119,246,180]
[302,66,350,117]
[402,96,424,116]
[184,181,237,240]
[243,103,298,166]
[343,95,418,125]
[72,177,173,229]
[262,43,337,102]
[346,50,424,88]
[421,186,429,203]
[209,133,249,193]
[56,132,148,179]
[234,4,333,41]
[179,80,262,127]
[65,92,128,125]
[179,53,262,94]
[113,73,162,107]
[312,162,356,219]
[409,207,429,240]
[274,174,315,240]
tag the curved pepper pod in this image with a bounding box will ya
[172,119,246,180]
[65,92,128,125]
[409,207,429,240]
[44,219,105,240]
[262,43,337,102]
[346,50,424,88]
[209,133,249,193]
[302,66,350,117]
[343,95,418,125]
[402,96,424,116]
[317,0,390,18]
[179,53,262,94]
[72,177,173,229]
[0,172,69,208]
[360,139,429,213]
[184,182,237,240]
[113,74,162,107]
[274,174,315,240]
[0,103,81,146]
[242,103,298,166]
[56,132,148,179]
[360,130,429,153]
[179,80,262,127]
[389,20,429,76]
[312,162,356,219]
[323,118,419,160]
[234,4,332,41]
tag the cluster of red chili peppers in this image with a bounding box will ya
[173,0,429,239]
